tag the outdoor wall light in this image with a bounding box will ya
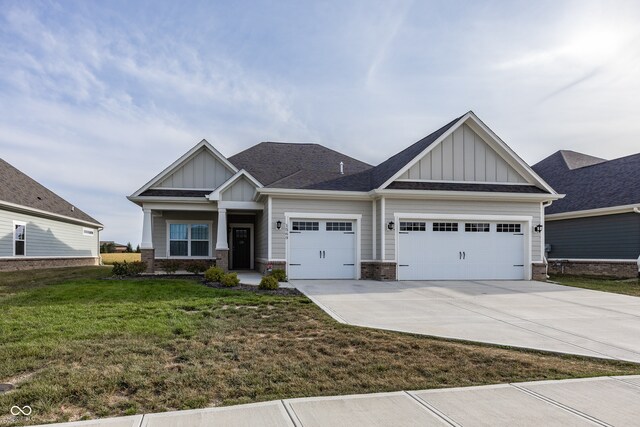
[534,224,543,233]
[387,221,395,230]
[276,220,282,230]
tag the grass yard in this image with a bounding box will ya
[2,269,640,426]
[100,253,141,264]
[551,275,640,297]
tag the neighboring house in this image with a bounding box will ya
[0,158,102,271]
[128,111,560,281]
[100,241,128,253]
[533,150,640,277]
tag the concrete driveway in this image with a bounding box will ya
[293,279,640,363]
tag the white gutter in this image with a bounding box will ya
[0,199,103,228]
[547,203,640,221]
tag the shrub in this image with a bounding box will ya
[185,261,210,275]
[162,260,182,274]
[111,261,147,277]
[204,266,224,283]
[269,269,287,282]
[221,272,240,287]
[259,275,279,290]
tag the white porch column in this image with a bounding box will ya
[216,208,229,250]
[141,208,153,249]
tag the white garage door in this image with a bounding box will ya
[288,220,356,279]
[397,221,525,280]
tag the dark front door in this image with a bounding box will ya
[232,227,251,269]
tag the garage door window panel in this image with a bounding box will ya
[400,222,426,232]
[497,223,522,233]
[292,221,319,231]
[433,222,458,232]
[465,223,490,232]
[326,222,352,232]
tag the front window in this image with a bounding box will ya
[14,222,26,256]
[169,223,209,257]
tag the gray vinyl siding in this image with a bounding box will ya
[398,124,527,183]
[0,208,98,257]
[255,209,267,259]
[384,199,542,261]
[270,197,373,260]
[157,148,234,189]
[152,211,218,258]
[546,213,640,259]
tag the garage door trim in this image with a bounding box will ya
[285,212,362,279]
[393,213,533,280]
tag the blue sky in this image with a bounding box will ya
[1,0,640,245]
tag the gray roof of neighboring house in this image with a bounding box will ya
[0,158,101,225]
[533,150,640,214]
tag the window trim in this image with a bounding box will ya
[165,220,213,259]
[13,221,26,257]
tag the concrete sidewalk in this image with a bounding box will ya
[34,376,640,426]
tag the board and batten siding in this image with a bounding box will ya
[152,211,218,258]
[398,124,527,184]
[546,213,640,260]
[383,199,542,261]
[0,209,98,258]
[221,177,256,201]
[157,148,234,189]
[270,198,373,260]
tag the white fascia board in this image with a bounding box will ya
[208,169,263,201]
[141,201,218,211]
[218,201,264,210]
[130,139,238,197]
[373,189,563,202]
[378,113,470,189]
[0,200,103,228]
[546,203,640,221]
[256,187,371,200]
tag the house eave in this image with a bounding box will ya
[372,189,564,202]
[546,203,640,221]
[256,187,371,200]
[0,199,103,228]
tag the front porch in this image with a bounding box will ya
[139,206,265,274]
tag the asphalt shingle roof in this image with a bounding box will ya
[228,142,372,188]
[386,181,547,193]
[533,150,640,214]
[139,189,212,197]
[0,158,101,225]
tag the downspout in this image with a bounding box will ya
[542,200,554,278]
[635,207,640,276]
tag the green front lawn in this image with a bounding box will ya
[551,275,640,297]
[2,268,640,426]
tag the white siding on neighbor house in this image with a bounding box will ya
[398,124,528,184]
[221,177,256,201]
[0,209,98,258]
[383,199,542,262]
[157,148,234,189]
[152,211,218,258]
[255,210,268,259]
[270,198,373,260]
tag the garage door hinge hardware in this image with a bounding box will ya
[513,264,524,267]
[399,264,409,267]
[399,231,409,234]
[344,231,355,234]
[289,263,301,266]
[515,233,524,235]
[343,263,355,266]
[290,231,301,234]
